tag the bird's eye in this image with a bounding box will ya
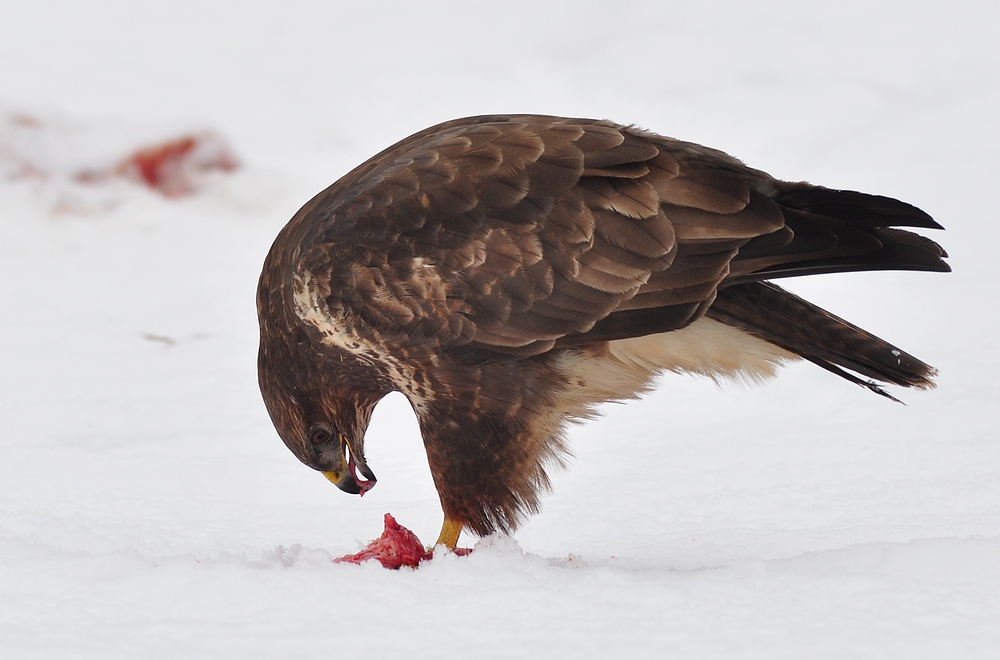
[309,428,332,445]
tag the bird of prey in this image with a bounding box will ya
[257,115,948,549]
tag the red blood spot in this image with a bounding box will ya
[335,513,433,569]
[115,132,238,197]
[130,137,196,187]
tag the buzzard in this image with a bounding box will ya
[257,115,948,549]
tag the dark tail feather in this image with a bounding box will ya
[707,185,945,397]
[707,281,938,396]
[802,357,904,403]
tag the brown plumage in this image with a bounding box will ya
[256,115,949,547]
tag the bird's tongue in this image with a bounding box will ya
[348,452,376,496]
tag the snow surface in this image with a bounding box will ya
[2,1,999,657]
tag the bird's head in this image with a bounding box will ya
[258,336,386,496]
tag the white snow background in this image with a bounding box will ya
[2,1,999,657]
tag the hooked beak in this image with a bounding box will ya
[323,434,376,496]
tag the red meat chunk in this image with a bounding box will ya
[335,514,433,569]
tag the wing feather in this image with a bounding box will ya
[288,115,947,361]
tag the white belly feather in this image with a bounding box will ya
[551,317,798,421]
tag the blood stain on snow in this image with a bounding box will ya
[112,133,239,197]
[2,113,239,198]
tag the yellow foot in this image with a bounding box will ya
[434,517,463,549]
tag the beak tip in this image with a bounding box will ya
[323,469,375,496]
[323,440,377,496]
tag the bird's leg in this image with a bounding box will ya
[434,517,463,549]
